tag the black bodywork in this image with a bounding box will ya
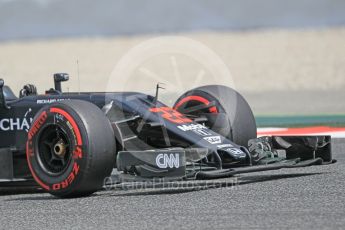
[0,75,335,185]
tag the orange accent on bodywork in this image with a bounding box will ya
[150,107,192,124]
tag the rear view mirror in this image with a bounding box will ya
[53,73,69,92]
[54,73,69,82]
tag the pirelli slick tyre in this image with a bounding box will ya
[26,100,116,198]
[174,85,256,147]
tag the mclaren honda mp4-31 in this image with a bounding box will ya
[0,74,335,197]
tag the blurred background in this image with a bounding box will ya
[0,0,344,121]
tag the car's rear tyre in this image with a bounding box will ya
[26,100,116,198]
[174,85,256,147]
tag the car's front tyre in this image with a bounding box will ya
[26,100,116,198]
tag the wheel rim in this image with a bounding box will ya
[37,124,72,176]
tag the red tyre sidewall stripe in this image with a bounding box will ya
[26,141,50,191]
[174,95,209,109]
[26,110,50,191]
[174,95,218,113]
[50,108,83,145]
[26,107,83,191]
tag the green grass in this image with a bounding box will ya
[255,115,345,128]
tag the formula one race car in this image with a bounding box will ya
[0,74,335,198]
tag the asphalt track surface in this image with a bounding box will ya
[0,139,344,230]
